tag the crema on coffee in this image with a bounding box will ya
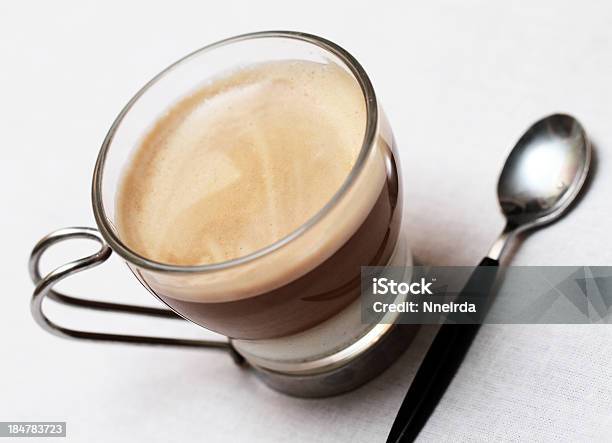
[116,60,365,266]
[115,59,402,339]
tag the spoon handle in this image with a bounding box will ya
[386,257,499,443]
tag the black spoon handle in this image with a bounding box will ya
[386,257,499,443]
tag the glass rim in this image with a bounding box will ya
[92,30,379,274]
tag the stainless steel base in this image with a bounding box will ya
[29,227,417,398]
[250,324,419,398]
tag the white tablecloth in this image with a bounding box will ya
[1,1,611,441]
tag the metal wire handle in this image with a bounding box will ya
[29,227,242,363]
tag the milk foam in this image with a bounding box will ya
[116,60,366,266]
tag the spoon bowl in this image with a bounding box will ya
[498,113,591,230]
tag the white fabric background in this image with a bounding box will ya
[1,1,611,441]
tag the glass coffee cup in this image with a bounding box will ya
[29,31,415,397]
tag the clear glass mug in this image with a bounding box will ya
[29,31,413,397]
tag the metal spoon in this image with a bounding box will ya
[387,113,591,443]
[489,113,591,261]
